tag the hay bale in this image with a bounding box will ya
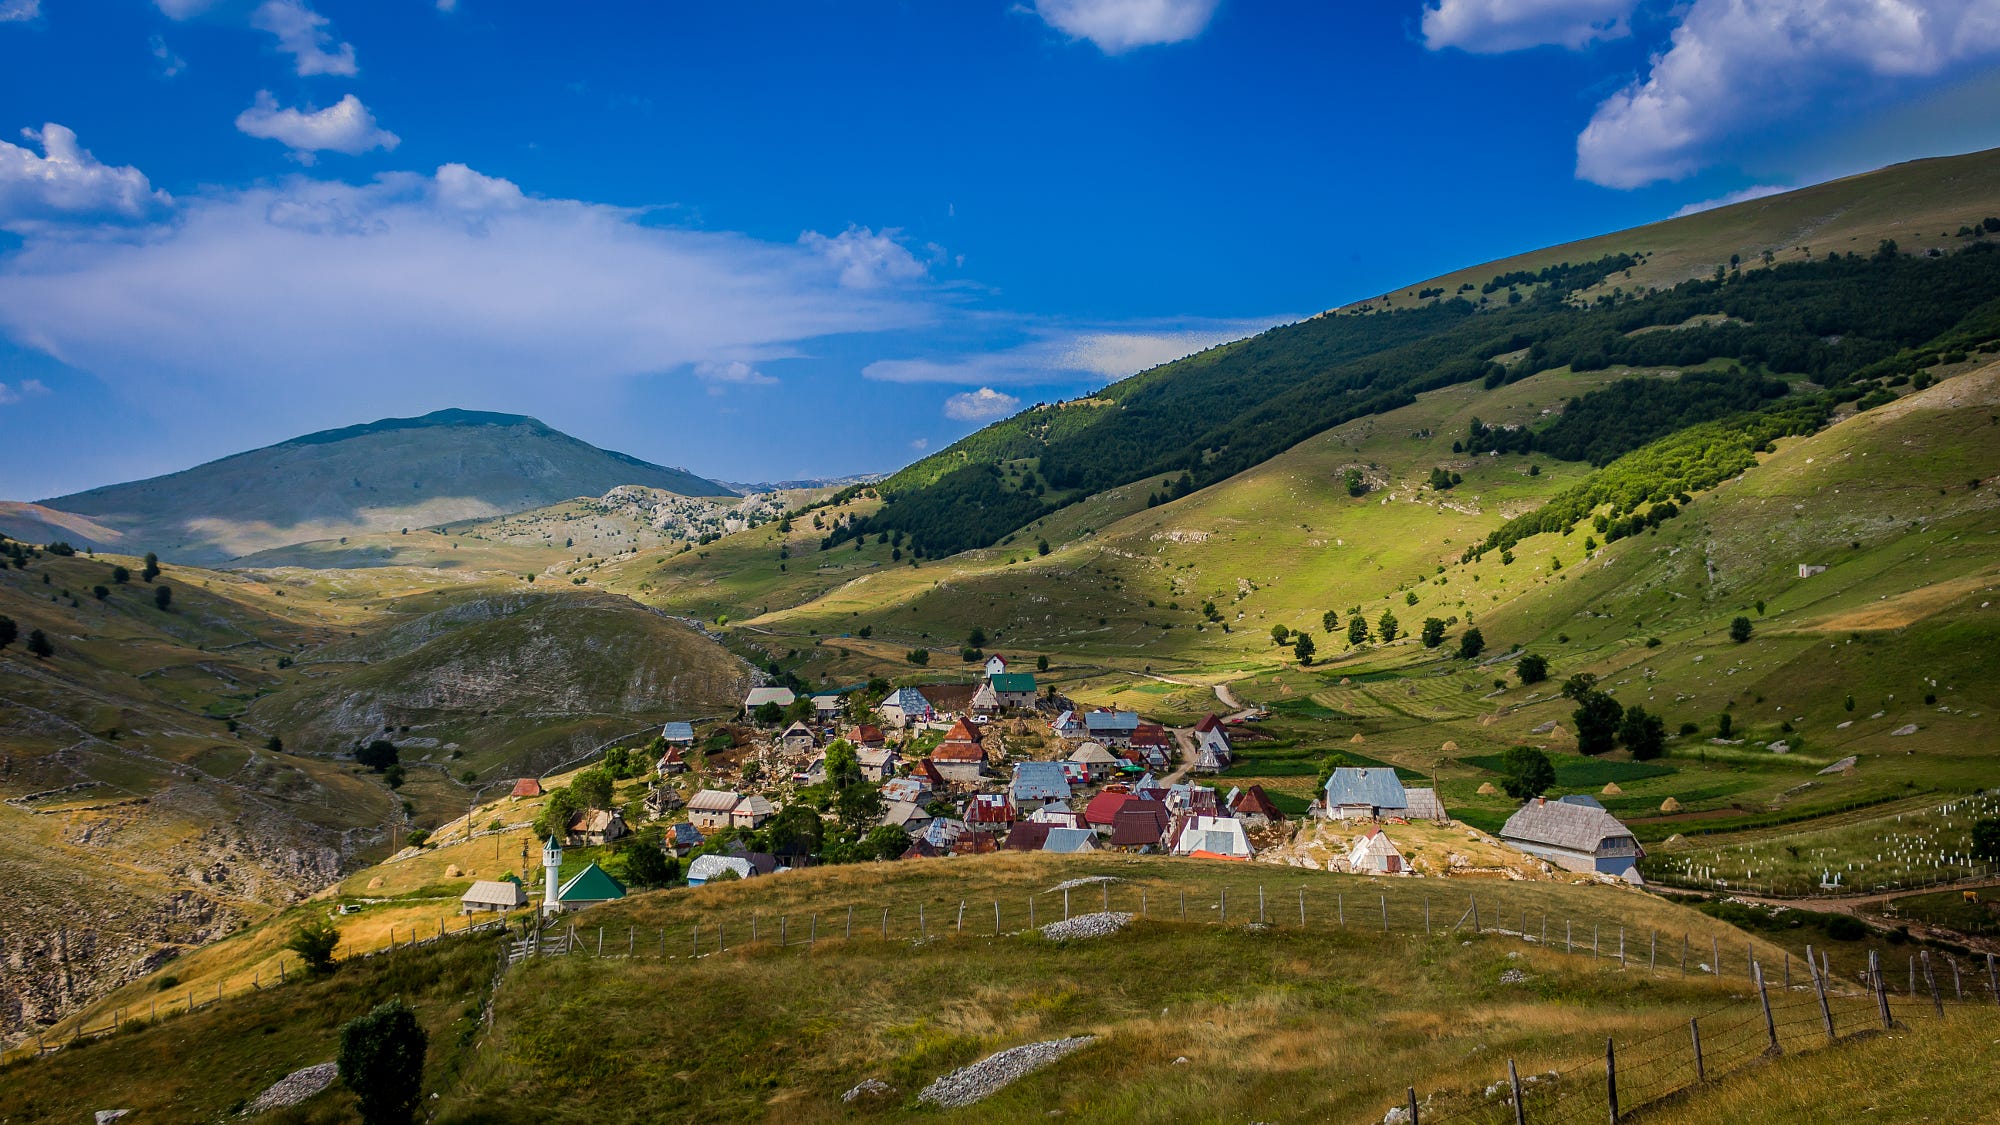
[366,876,383,890]
[1350,733,1365,744]
[1439,740,1459,755]
[445,865,462,878]
[1544,724,1574,748]
[1659,797,1682,813]
[1601,782,1624,796]
[1476,782,1499,796]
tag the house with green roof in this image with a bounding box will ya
[553,862,627,912]
[990,672,1038,710]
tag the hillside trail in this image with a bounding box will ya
[1724,877,2000,956]
[1213,681,1261,723]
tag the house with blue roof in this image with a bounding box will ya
[881,687,937,729]
[1083,710,1142,746]
[1010,761,1072,811]
[1322,767,1409,821]
[660,721,696,746]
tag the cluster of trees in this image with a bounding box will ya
[1564,674,1666,760]
[1481,254,1640,295]
[532,765,618,839]
[1427,467,1462,491]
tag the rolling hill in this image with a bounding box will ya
[12,409,736,567]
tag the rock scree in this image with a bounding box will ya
[1040,911,1132,941]
[917,1036,1096,1108]
[244,1062,339,1114]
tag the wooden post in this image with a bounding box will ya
[1987,952,1998,1007]
[1406,1086,1420,1125]
[1755,961,1779,1053]
[1783,952,1791,988]
[1713,936,1721,977]
[1541,913,1548,947]
[1567,918,1573,954]
[1921,951,1944,1016]
[597,927,604,956]
[846,906,853,940]
[811,914,817,946]
[1689,1018,1704,1083]
[1950,956,1962,1002]
[1338,893,1345,927]
[1424,896,1430,936]
[752,916,759,943]
[919,903,926,941]
[1470,895,1479,933]
[882,908,890,939]
[693,922,702,955]
[1508,1058,1526,1125]
[1809,944,1835,1041]
[1300,887,1306,927]
[1681,933,1687,976]
[1619,927,1625,968]
[1102,882,1109,913]
[1029,897,1036,929]
[1180,889,1185,920]
[1649,931,1656,972]
[956,900,965,935]
[1220,888,1227,923]
[1064,888,1071,920]
[1593,923,1599,957]
[781,916,788,946]
[995,900,1001,935]
[719,922,725,952]
[1605,1037,1619,1124]
[1910,955,1917,996]
[1259,884,1266,925]
[1381,893,1388,933]
[628,926,634,955]
[1142,889,1148,917]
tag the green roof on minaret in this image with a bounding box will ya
[556,862,626,904]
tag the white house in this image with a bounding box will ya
[687,854,754,886]
[1348,829,1406,875]
[460,879,526,914]
[984,654,1009,679]
[688,789,742,832]
[1171,814,1254,859]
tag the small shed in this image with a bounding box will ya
[1348,829,1405,875]
[732,794,776,830]
[660,721,696,747]
[1401,787,1449,823]
[510,778,543,799]
[460,879,527,914]
[1322,767,1409,820]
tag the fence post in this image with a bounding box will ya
[957,900,965,935]
[1567,918,1572,954]
[782,916,788,946]
[1910,955,1917,996]
[719,922,725,953]
[1649,931,1656,972]
[1338,893,1345,927]
[1680,933,1687,976]
[597,927,603,956]
[1619,927,1625,968]
[1180,889,1185,920]
[1300,887,1306,927]
[847,905,853,940]
[1605,1037,1619,1124]
[1425,897,1430,936]
[1755,961,1779,1054]
[1689,1018,1704,1083]
[883,908,890,939]
[1407,1086,1420,1125]
[1259,884,1265,925]
[1065,888,1071,920]
[1102,882,1109,913]
[1541,913,1547,947]
[1593,923,1599,957]
[1808,944,1834,1042]
[1921,951,1944,1017]
[1783,952,1791,989]
[812,914,818,946]
[1871,949,1894,1029]
[1030,897,1036,929]
[1950,957,1962,1002]
[1471,895,1479,934]
[920,904,926,941]
[1987,953,1998,1007]
[693,922,700,955]
[1713,936,1721,977]
[1381,894,1388,933]
[1220,888,1226,923]
[1508,1058,1526,1125]
[628,926,634,955]
[1142,889,1148,917]
[995,901,1001,935]
[752,916,759,943]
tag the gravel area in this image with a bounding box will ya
[1047,876,1116,893]
[243,1063,338,1114]
[1040,911,1132,941]
[917,1036,1096,1108]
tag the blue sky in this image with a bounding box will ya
[6,0,2000,496]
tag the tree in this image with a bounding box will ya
[623,840,678,887]
[967,626,987,649]
[93,585,109,600]
[284,919,341,975]
[1717,711,1734,739]
[767,803,827,859]
[533,786,582,840]
[1420,617,1446,648]
[0,615,15,649]
[859,824,911,861]
[570,766,614,810]
[1457,627,1484,660]
[1972,818,2000,865]
[1322,609,1339,634]
[1561,673,1599,700]
[1036,654,1049,672]
[1377,610,1400,643]
[111,565,129,584]
[266,734,284,752]
[1729,615,1753,643]
[1270,624,1290,645]
[338,999,428,1125]
[1347,615,1369,646]
[141,552,160,583]
[355,740,399,771]
[835,781,885,829]
[1498,746,1556,800]
[25,629,53,660]
[1516,653,1549,685]
[1312,751,1351,793]
[906,648,930,666]
[1293,633,1316,665]
[1620,705,1667,760]
[1344,468,1366,497]
[1571,689,1624,756]
[1037,538,1051,556]
[753,700,784,725]
[154,584,173,611]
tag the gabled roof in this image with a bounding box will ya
[733,794,776,816]
[661,721,696,742]
[1069,742,1120,765]
[931,740,986,762]
[811,694,842,711]
[853,724,886,744]
[567,808,624,835]
[1501,798,1639,853]
[687,854,753,882]
[781,720,817,740]
[1403,787,1448,821]
[1108,803,1170,846]
[857,748,896,768]
[1083,710,1141,733]
[1557,794,1605,809]
[881,800,933,829]
[967,794,1015,824]
[461,879,526,907]
[1324,767,1409,811]
[689,789,742,812]
[886,687,935,715]
[881,777,931,805]
[990,672,1037,693]
[1350,828,1404,866]
[1010,761,1072,801]
[510,778,543,798]
[744,686,796,708]
[1041,827,1098,853]
[1083,790,1135,828]
[1194,713,1225,734]
[971,683,1000,709]
[1232,784,1284,821]
[922,817,968,848]
[915,759,949,787]
[669,822,705,846]
[1130,723,1170,747]
[1003,822,1052,851]
[556,862,626,903]
[942,718,980,743]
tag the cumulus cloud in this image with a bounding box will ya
[798,225,928,289]
[1671,182,1790,217]
[153,0,218,17]
[910,437,929,450]
[693,359,778,393]
[151,35,187,78]
[1422,0,1639,52]
[1577,0,2000,188]
[1,1,41,23]
[1031,0,1219,53]
[0,165,933,410]
[249,0,357,77]
[863,318,1277,384]
[943,387,1022,422]
[0,124,172,234]
[0,378,49,405]
[235,92,399,161]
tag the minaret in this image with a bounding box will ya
[541,835,563,916]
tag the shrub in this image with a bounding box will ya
[338,999,428,1125]
[284,919,341,976]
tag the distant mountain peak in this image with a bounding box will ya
[278,408,557,448]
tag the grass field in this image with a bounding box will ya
[1648,792,2000,894]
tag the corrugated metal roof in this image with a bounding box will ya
[744,687,796,708]
[689,789,741,812]
[1041,827,1098,853]
[1402,787,1448,821]
[688,855,753,882]
[990,673,1037,693]
[461,880,526,907]
[1011,761,1072,801]
[1323,767,1409,811]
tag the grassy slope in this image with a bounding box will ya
[1,852,1833,1124]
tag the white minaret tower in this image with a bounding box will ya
[541,835,563,916]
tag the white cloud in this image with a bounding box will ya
[153,0,219,17]
[151,34,187,78]
[1577,0,2000,188]
[0,124,172,234]
[0,378,49,404]
[1032,0,1220,52]
[249,0,357,77]
[798,225,928,289]
[0,165,934,411]
[909,437,929,450]
[235,92,399,162]
[863,318,1277,384]
[0,1,41,23]
[1671,183,1790,217]
[693,359,778,394]
[1422,0,1638,52]
[437,0,458,9]
[943,387,1022,422]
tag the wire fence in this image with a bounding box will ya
[1641,862,1996,899]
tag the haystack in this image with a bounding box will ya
[1439,740,1459,755]
[1476,782,1499,796]
[1601,782,1624,796]
[1659,797,1683,813]
[1350,733,1365,744]
[445,865,462,878]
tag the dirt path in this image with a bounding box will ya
[1213,681,1261,723]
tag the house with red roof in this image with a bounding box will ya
[510,778,543,799]
[1230,784,1285,826]
[1083,790,1136,834]
[966,793,1016,832]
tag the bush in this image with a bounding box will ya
[1729,615,1753,643]
[1457,627,1485,660]
[338,999,428,1125]
[404,829,430,848]
[1516,653,1548,684]
[284,919,341,976]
